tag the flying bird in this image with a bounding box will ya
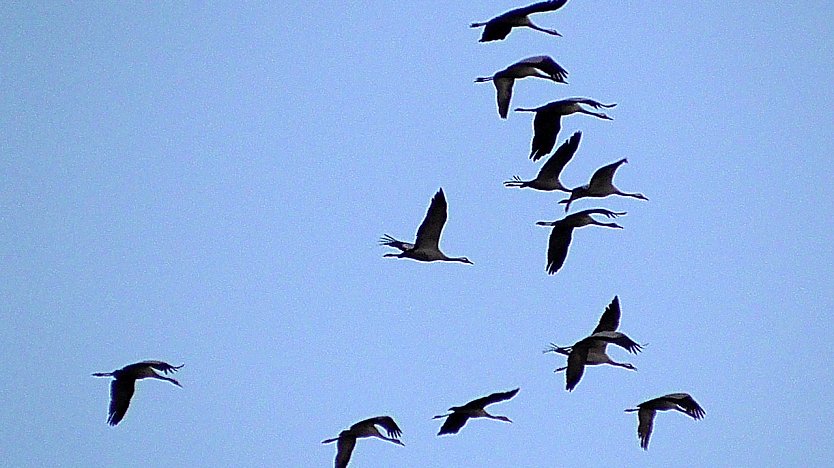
[535,209,625,274]
[380,188,473,264]
[92,360,183,426]
[322,416,404,468]
[515,98,615,161]
[545,295,642,373]
[562,331,642,391]
[625,393,705,450]
[471,0,569,42]
[504,131,581,191]
[476,56,568,119]
[560,158,648,211]
[433,388,519,435]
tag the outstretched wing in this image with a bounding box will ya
[562,97,616,109]
[666,393,706,419]
[537,131,580,182]
[334,436,356,468]
[546,225,573,274]
[526,55,568,82]
[567,208,626,222]
[437,413,470,435]
[495,77,515,119]
[510,0,569,17]
[588,331,642,354]
[588,159,627,190]
[637,408,656,450]
[530,110,562,161]
[464,388,521,410]
[357,416,403,439]
[565,344,590,391]
[592,296,621,334]
[107,378,135,426]
[414,189,447,250]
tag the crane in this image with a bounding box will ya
[433,388,520,435]
[471,0,569,42]
[476,56,568,119]
[562,331,642,391]
[625,393,705,450]
[91,360,183,426]
[504,131,581,191]
[514,98,615,161]
[545,295,642,373]
[535,208,625,274]
[380,188,473,264]
[322,416,404,468]
[560,158,648,211]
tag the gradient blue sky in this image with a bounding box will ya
[2,2,833,467]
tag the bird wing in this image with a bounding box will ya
[546,225,573,274]
[529,56,568,81]
[479,22,513,42]
[358,416,403,439]
[510,0,569,16]
[464,388,520,409]
[568,208,626,222]
[530,110,562,161]
[637,407,656,450]
[379,234,414,252]
[563,97,616,109]
[565,343,590,391]
[437,412,469,435]
[666,393,706,419]
[537,131,580,182]
[588,331,642,354]
[334,436,356,468]
[107,378,135,426]
[142,361,183,374]
[588,159,627,190]
[495,77,514,119]
[414,188,447,250]
[592,296,621,333]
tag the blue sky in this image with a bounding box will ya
[2,1,833,466]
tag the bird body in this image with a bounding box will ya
[434,388,519,435]
[535,208,625,274]
[561,158,648,211]
[625,393,705,450]
[92,360,183,426]
[471,1,569,42]
[476,56,568,119]
[380,189,473,264]
[564,331,642,391]
[515,98,615,161]
[504,131,581,191]
[322,416,404,468]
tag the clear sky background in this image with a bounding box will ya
[2,2,833,467]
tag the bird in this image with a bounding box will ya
[322,416,404,468]
[625,393,706,450]
[380,188,473,264]
[471,0,569,42]
[433,388,520,435]
[475,56,568,119]
[559,158,648,211]
[535,208,625,274]
[545,295,642,373]
[514,98,616,161]
[561,331,642,391]
[504,131,581,191]
[91,360,183,426]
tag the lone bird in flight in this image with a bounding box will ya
[504,131,581,191]
[536,208,625,274]
[380,188,473,264]
[322,416,404,468]
[92,360,183,426]
[515,98,615,161]
[476,56,568,119]
[560,158,648,211]
[625,393,705,450]
[471,0,569,42]
[434,388,519,435]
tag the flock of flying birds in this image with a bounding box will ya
[91,2,705,466]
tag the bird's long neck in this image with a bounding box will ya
[610,360,635,370]
[579,108,610,119]
[484,411,511,423]
[151,374,182,387]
